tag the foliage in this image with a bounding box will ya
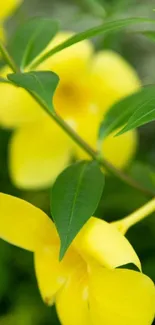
[0,0,155,324]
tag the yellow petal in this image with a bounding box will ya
[89,265,155,325]
[53,75,92,122]
[73,109,101,156]
[74,110,137,170]
[9,119,72,189]
[0,76,47,128]
[34,246,65,306]
[39,32,93,78]
[0,0,21,20]
[38,32,93,121]
[91,50,141,114]
[35,245,84,306]
[0,193,57,251]
[74,217,141,270]
[56,261,91,325]
[102,129,137,169]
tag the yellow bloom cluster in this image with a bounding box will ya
[0,33,140,189]
[0,192,154,325]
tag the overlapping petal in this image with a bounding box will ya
[89,264,155,325]
[91,50,141,114]
[34,246,66,306]
[9,119,73,189]
[56,261,91,325]
[0,193,57,251]
[35,245,84,306]
[74,217,141,270]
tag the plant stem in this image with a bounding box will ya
[48,112,155,197]
[0,41,19,73]
[113,198,155,234]
[1,42,155,197]
[32,90,155,198]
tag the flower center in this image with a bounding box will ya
[53,79,91,120]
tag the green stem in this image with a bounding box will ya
[31,92,155,197]
[0,41,19,73]
[1,42,155,197]
[49,112,155,198]
[113,197,155,234]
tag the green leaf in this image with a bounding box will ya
[98,85,155,142]
[141,31,155,42]
[32,17,155,68]
[51,161,105,260]
[8,17,59,68]
[8,71,59,112]
[118,87,155,135]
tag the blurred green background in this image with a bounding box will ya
[0,0,155,324]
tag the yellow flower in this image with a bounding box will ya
[0,33,140,189]
[0,0,21,21]
[0,192,154,325]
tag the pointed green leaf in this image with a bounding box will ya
[98,85,155,141]
[8,71,59,112]
[141,31,155,42]
[51,161,105,260]
[118,87,155,135]
[32,17,155,68]
[8,17,59,68]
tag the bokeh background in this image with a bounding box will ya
[0,0,155,324]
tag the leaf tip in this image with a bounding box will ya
[59,245,67,261]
